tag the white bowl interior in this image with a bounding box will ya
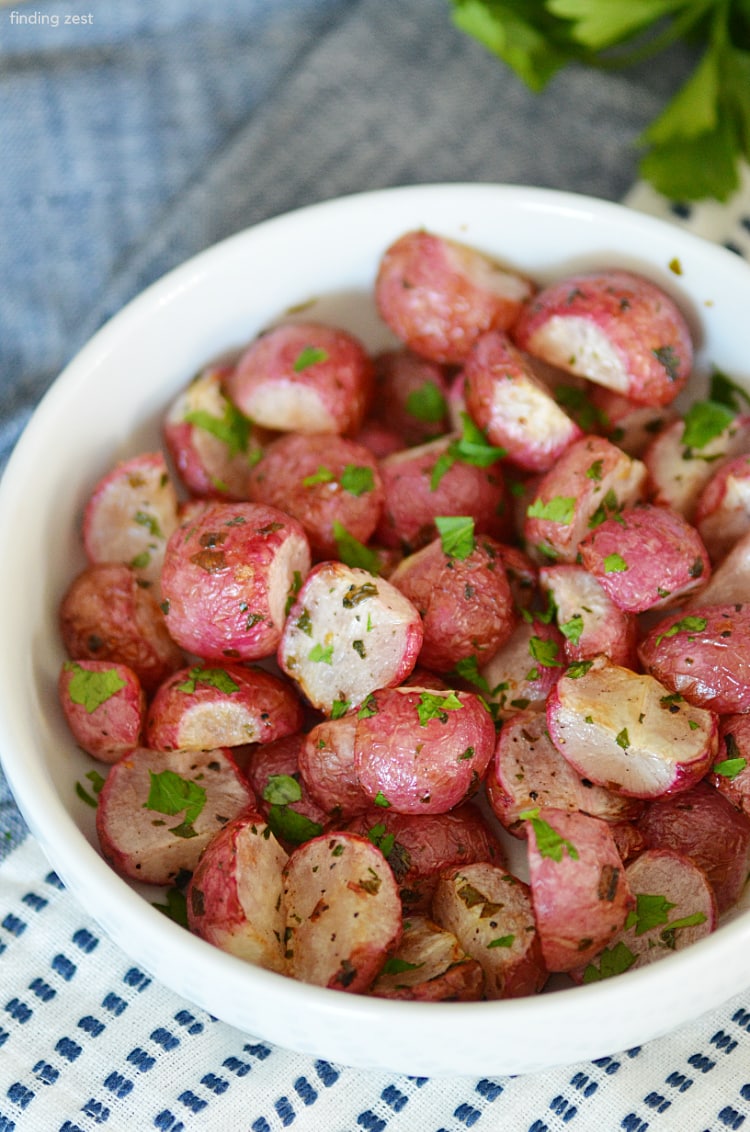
[2,183,750,1076]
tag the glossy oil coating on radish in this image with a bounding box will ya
[226,322,373,435]
[163,364,267,500]
[278,562,423,714]
[486,708,642,835]
[187,809,289,972]
[344,803,506,911]
[60,563,184,694]
[375,229,534,365]
[247,432,384,559]
[576,849,717,983]
[282,831,402,992]
[369,914,484,1001]
[512,269,693,407]
[546,656,717,798]
[388,532,516,673]
[96,746,255,885]
[431,862,547,999]
[524,807,634,972]
[353,686,496,814]
[297,713,369,820]
[58,659,145,764]
[538,563,637,668]
[145,663,304,751]
[376,434,509,553]
[83,451,180,588]
[578,503,710,613]
[160,501,310,662]
[637,781,750,914]
[638,603,750,714]
[523,435,647,564]
[462,330,582,472]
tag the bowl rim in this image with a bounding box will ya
[2,181,750,1077]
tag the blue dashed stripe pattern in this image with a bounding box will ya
[0,839,750,1131]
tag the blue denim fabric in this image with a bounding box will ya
[0,0,697,854]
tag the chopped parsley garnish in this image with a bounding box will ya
[293,346,329,371]
[331,697,352,718]
[654,615,708,647]
[712,756,747,779]
[263,775,302,805]
[144,769,207,840]
[267,805,323,845]
[528,635,563,668]
[430,413,507,488]
[520,808,579,862]
[64,661,126,713]
[184,400,252,458]
[559,614,584,646]
[565,660,593,679]
[302,465,335,487]
[176,666,240,695]
[435,514,475,560]
[374,791,391,808]
[681,399,735,450]
[710,370,750,413]
[625,893,675,936]
[652,345,681,383]
[603,553,628,574]
[152,887,189,928]
[615,728,630,750]
[367,822,395,858]
[357,694,379,719]
[582,941,636,983]
[75,769,106,808]
[380,956,423,975]
[405,380,448,423]
[450,654,490,694]
[308,642,334,665]
[332,521,381,573]
[416,690,464,726]
[526,495,575,524]
[487,935,515,949]
[340,464,375,496]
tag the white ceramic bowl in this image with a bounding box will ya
[2,183,750,1078]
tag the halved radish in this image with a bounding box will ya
[546,656,718,798]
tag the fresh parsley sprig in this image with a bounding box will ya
[449,0,750,202]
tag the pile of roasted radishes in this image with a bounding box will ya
[58,229,750,1001]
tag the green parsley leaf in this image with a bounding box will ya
[681,399,735,450]
[712,756,747,779]
[416,690,464,727]
[520,808,579,862]
[374,791,391,808]
[654,614,708,647]
[357,693,379,719]
[144,769,207,837]
[603,553,628,574]
[565,660,593,679]
[184,400,252,458]
[266,804,323,845]
[625,892,676,937]
[487,935,515,949]
[152,887,189,928]
[526,495,575,524]
[331,697,352,719]
[405,380,448,423]
[64,661,126,713]
[559,614,584,646]
[332,520,381,573]
[75,769,106,808]
[367,822,396,858]
[302,465,335,487]
[176,666,241,695]
[380,956,424,975]
[450,654,491,694]
[435,515,475,560]
[308,642,334,665]
[293,346,329,371]
[615,727,630,750]
[340,464,375,497]
[528,635,563,668]
[263,774,303,806]
[586,459,604,481]
[582,941,637,983]
[429,413,506,489]
[710,370,750,412]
